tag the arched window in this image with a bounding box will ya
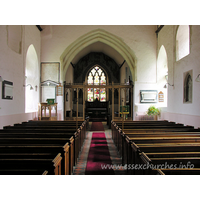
[25,44,39,112]
[176,25,190,61]
[184,71,192,103]
[157,45,168,107]
[87,66,106,102]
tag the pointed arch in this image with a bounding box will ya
[60,29,137,82]
[157,45,168,83]
[157,45,168,107]
[25,44,39,113]
[184,70,193,103]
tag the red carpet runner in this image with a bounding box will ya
[90,122,104,131]
[85,132,115,175]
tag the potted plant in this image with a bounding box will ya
[147,105,160,120]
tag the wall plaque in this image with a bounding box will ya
[56,84,63,96]
[41,62,60,83]
[158,91,164,102]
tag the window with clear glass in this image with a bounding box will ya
[87,66,106,102]
[176,25,190,61]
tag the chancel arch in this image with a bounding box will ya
[60,29,137,83]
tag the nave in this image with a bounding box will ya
[1,118,200,175]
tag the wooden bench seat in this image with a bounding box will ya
[0,136,74,174]
[0,118,89,175]
[130,142,200,173]
[146,152,200,158]
[1,135,74,175]
[25,120,84,124]
[20,120,88,130]
[127,136,200,143]
[2,126,86,155]
[140,152,200,175]
[0,130,81,168]
[111,120,175,125]
[112,126,199,152]
[4,125,79,130]
[0,151,62,175]
[0,169,48,175]
[111,120,200,175]
[0,142,71,175]
[158,168,200,175]
[0,156,61,175]
[116,130,200,159]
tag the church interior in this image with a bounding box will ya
[0,23,199,197]
[1,25,200,127]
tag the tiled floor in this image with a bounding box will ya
[73,122,126,175]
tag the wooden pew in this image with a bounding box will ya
[0,144,62,175]
[130,142,200,175]
[121,132,200,165]
[140,152,200,175]
[22,118,89,131]
[112,120,200,175]
[157,168,200,175]
[4,120,88,160]
[116,128,200,162]
[0,131,74,175]
[0,144,69,175]
[111,120,198,152]
[0,128,80,167]
[115,126,197,142]
[0,118,89,175]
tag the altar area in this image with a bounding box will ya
[64,82,133,122]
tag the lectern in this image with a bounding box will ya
[38,102,58,120]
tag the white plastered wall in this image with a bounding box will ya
[158,25,200,128]
[0,25,41,128]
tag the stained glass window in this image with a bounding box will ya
[100,88,106,101]
[101,73,106,85]
[87,66,107,102]
[94,88,100,100]
[88,88,93,102]
[88,72,93,85]
[94,73,99,85]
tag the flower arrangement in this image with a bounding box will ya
[147,105,160,116]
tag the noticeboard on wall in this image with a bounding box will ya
[2,80,13,100]
[140,90,157,103]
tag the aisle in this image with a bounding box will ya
[73,122,126,175]
[85,132,115,175]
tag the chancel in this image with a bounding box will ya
[0,25,200,176]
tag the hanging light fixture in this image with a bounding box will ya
[23,84,33,90]
[163,83,174,88]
